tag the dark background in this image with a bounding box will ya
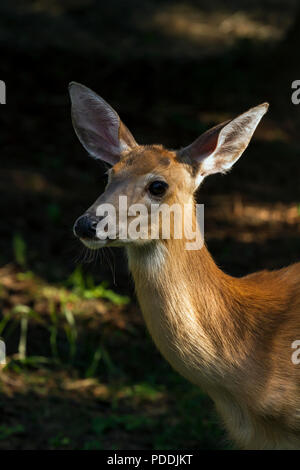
[0,0,299,450]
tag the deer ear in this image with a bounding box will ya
[69,82,137,165]
[180,103,269,185]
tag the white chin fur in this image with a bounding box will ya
[80,238,154,250]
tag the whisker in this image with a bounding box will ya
[105,247,116,285]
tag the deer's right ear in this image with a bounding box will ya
[179,103,269,187]
[69,82,137,165]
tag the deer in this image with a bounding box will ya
[69,82,300,450]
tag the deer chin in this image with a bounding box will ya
[79,237,132,249]
[80,236,156,250]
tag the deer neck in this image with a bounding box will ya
[126,236,244,389]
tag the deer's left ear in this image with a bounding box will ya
[179,103,269,186]
[69,82,137,165]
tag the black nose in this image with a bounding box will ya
[73,214,98,239]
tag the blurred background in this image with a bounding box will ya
[0,0,299,450]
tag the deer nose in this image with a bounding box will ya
[73,214,98,239]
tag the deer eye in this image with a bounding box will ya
[148,180,169,197]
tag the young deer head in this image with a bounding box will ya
[70,82,268,250]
